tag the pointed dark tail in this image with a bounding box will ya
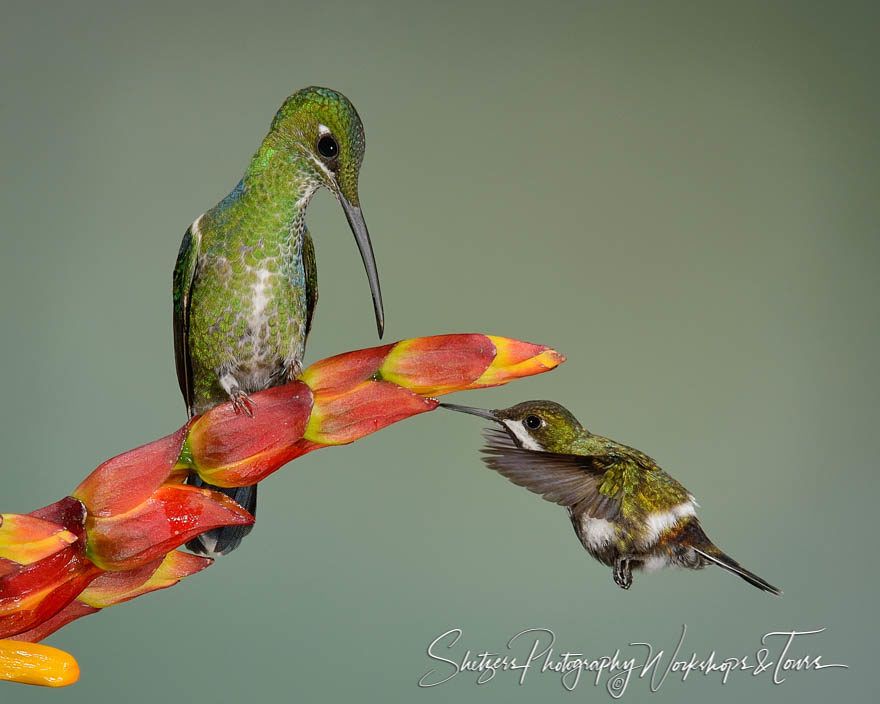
[692,543,783,596]
[681,519,781,595]
[185,474,257,556]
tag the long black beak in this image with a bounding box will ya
[339,195,384,338]
[439,403,500,422]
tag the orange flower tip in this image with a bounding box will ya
[535,348,566,368]
[467,344,565,388]
[0,640,80,687]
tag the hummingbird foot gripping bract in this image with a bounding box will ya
[223,377,257,417]
[441,401,781,595]
[172,86,384,555]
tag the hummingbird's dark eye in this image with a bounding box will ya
[317,135,339,159]
[524,415,543,430]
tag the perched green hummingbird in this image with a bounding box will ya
[441,401,781,595]
[173,86,384,556]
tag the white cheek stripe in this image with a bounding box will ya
[641,501,697,548]
[501,419,544,451]
[291,137,337,187]
[308,152,336,186]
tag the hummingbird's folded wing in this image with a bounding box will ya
[172,223,202,418]
[481,430,621,521]
[302,228,318,339]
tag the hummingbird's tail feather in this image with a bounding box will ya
[691,545,783,596]
[185,475,257,556]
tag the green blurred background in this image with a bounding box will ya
[1,1,876,701]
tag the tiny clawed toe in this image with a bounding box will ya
[230,390,256,417]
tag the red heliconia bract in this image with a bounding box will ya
[304,382,437,445]
[6,601,100,643]
[300,343,396,397]
[185,382,315,487]
[378,334,498,395]
[84,485,253,571]
[78,550,212,608]
[72,425,192,517]
[0,498,100,640]
[0,334,565,660]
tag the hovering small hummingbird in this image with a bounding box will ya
[173,86,384,556]
[441,400,781,595]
